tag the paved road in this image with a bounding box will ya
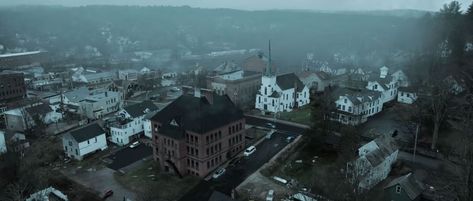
[245,115,308,134]
[107,145,153,170]
[179,132,298,201]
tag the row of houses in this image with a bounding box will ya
[61,88,245,179]
[328,66,415,125]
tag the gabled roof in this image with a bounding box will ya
[269,91,280,98]
[315,71,330,80]
[276,73,305,92]
[242,54,276,73]
[124,101,159,118]
[363,134,397,167]
[151,93,243,137]
[385,173,425,200]
[297,71,330,81]
[84,72,113,81]
[399,86,417,93]
[332,87,381,106]
[64,87,90,103]
[69,123,105,143]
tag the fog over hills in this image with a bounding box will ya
[1,0,472,11]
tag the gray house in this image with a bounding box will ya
[384,173,425,201]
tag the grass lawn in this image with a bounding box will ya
[278,106,312,125]
[114,160,200,201]
[261,142,377,200]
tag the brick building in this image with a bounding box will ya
[207,70,261,109]
[150,88,245,177]
[0,72,26,102]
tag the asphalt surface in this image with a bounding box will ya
[107,144,153,170]
[179,131,298,201]
[245,115,308,134]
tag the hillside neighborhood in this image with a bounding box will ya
[1,1,473,201]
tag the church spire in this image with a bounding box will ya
[265,40,273,77]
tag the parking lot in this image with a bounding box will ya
[179,131,298,201]
[106,144,153,170]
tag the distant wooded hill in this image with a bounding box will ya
[0,6,429,68]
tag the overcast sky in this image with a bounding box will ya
[0,0,472,11]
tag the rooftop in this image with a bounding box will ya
[331,87,381,105]
[385,173,425,200]
[0,51,42,58]
[151,93,243,137]
[69,123,105,143]
[276,73,305,92]
[123,100,159,118]
[361,134,398,167]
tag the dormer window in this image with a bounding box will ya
[344,99,347,103]
[395,185,402,194]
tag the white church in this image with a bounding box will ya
[255,42,310,113]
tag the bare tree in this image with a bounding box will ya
[1,182,32,201]
[429,82,451,150]
[454,93,473,200]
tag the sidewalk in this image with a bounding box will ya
[245,114,310,129]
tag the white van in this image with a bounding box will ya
[244,146,256,156]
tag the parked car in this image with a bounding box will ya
[266,130,276,139]
[228,156,242,167]
[169,87,181,92]
[212,168,226,179]
[286,136,294,143]
[129,141,140,148]
[266,190,274,201]
[266,122,276,128]
[102,190,113,200]
[244,146,256,156]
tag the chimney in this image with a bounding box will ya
[380,66,389,79]
[181,86,193,95]
[194,88,201,98]
[201,88,214,104]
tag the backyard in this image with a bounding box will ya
[277,106,311,125]
[260,141,383,200]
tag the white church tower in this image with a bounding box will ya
[255,40,311,113]
[256,40,278,112]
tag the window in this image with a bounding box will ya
[406,93,410,98]
[395,185,402,194]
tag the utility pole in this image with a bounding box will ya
[413,124,419,163]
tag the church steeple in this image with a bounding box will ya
[265,40,273,77]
